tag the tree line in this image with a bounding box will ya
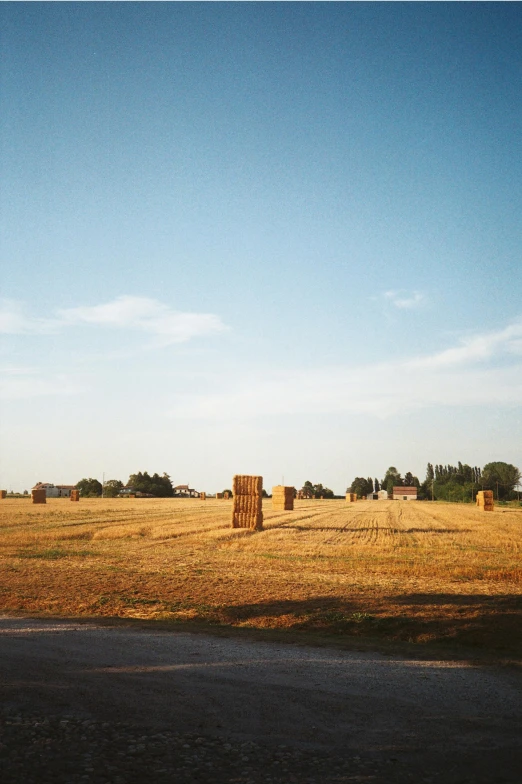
[348,461,521,502]
[76,472,174,498]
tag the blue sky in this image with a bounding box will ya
[1,3,521,493]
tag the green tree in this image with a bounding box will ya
[349,477,373,498]
[76,478,102,497]
[313,483,334,499]
[103,479,123,498]
[481,462,521,500]
[128,471,174,497]
[301,480,334,499]
[382,467,402,496]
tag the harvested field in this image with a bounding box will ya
[0,498,521,661]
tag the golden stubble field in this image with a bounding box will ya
[1,498,521,659]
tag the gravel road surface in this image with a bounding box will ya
[1,615,521,783]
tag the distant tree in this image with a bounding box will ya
[76,478,102,497]
[103,479,123,498]
[301,480,334,499]
[382,467,402,496]
[425,463,435,483]
[313,483,334,499]
[349,477,373,498]
[128,471,174,497]
[374,478,380,492]
[481,462,521,500]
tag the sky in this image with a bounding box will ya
[1,2,521,494]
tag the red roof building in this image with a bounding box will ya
[392,486,418,500]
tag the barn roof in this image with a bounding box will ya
[393,486,417,494]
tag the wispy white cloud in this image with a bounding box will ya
[169,320,522,421]
[0,296,228,346]
[407,321,522,368]
[383,290,425,309]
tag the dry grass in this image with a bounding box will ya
[1,498,521,659]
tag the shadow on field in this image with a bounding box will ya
[217,593,522,658]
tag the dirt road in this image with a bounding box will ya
[1,615,521,783]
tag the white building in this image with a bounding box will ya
[32,483,76,498]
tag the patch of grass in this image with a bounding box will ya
[17,548,95,560]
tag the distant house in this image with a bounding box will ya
[119,485,135,496]
[174,484,200,498]
[392,486,417,501]
[32,483,76,498]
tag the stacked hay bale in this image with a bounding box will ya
[0,490,7,499]
[272,485,294,511]
[200,492,206,500]
[476,490,494,511]
[32,489,46,504]
[70,490,80,502]
[232,475,263,530]
[296,490,303,500]
[224,491,230,500]
[216,492,223,499]
[346,493,357,502]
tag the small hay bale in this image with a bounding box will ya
[0,490,7,499]
[272,485,294,511]
[32,489,46,504]
[70,489,80,502]
[216,492,223,499]
[476,490,494,511]
[200,492,206,500]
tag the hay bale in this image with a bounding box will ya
[346,493,357,502]
[200,492,206,500]
[70,489,80,502]
[232,475,263,530]
[0,490,6,499]
[272,485,294,511]
[224,491,230,500]
[233,475,263,496]
[216,492,223,499]
[476,490,494,511]
[32,489,46,504]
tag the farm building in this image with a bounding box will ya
[32,483,76,498]
[174,484,200,498]
[368,490,388,500]
[392,486,417,501]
